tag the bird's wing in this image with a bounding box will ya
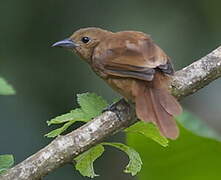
[94,32,174,81]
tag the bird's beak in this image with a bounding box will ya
[52,38,78,49]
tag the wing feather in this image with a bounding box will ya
[93,31,173,81]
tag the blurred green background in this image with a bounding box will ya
[0,0,221,179]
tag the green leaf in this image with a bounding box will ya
[46,93,108,138]
[127,112,221,180]
[77,93,108,120]
[102,142,142,176]
[177,111,221,141]
[0,154,14,174]
[74,144,104,178]
[45,120,75,138]
[0,77,15,95]
[47,108,87,126]
[74,142,142,178]
[125,121,169,147]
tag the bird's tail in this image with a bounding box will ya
[133,73,182,139]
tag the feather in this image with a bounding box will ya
[150,88,179,139]
[134,80,180,139]
[134,82,156,122]
[156,89,182,116]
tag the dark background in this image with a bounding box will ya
[0,0,221,179]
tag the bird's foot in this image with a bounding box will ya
[102,98,131,121]
[102,98,127,112]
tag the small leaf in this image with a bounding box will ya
[45,93,108,138]
[47,108,87,126]
[77,93,108,120]
[0,77,15,95]
[102,142,142,176]
[74,144,104,178]
[176,111,221,141]
[45,120,75,138]
[0,154,14,174]
[125,121,169,147]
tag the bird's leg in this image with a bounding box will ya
[102,98,134,121]
[102,98,127,112]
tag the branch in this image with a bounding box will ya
[171,46,221,99]
[1,46,221,180]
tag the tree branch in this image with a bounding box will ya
[1,46,221,180]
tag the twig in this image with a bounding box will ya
[1,46,221,180]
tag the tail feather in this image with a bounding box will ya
[134,81,182,139]
[149,88,179,139]
[156,89,182,116]
[134,83,156,123]
[136,88,156,123]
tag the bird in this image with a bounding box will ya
[52,27,182,139]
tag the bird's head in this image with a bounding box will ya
[52,27,110,62]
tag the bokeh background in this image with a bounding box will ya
[0,0,221,179]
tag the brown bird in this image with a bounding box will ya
[52,27,182,139]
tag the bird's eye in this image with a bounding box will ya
[81,37,91,43]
